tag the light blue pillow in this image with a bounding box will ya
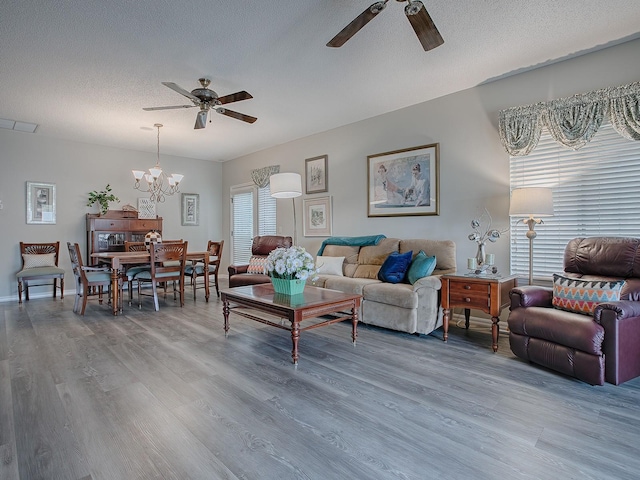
[378,251,413,284]
[407,250,437,284]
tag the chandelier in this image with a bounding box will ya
[132,123,183,203]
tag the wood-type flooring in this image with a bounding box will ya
[1,280,639,480]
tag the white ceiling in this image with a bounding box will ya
[1,1,640,162]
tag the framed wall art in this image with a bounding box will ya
[137,198,157,219]
[367,143,439,217]
[26,181,56,224]
[303,196,332,237]
[305,154,328,194]
[181,193,199,226]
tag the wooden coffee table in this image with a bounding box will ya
[221,284,362,364]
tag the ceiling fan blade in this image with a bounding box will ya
[217,90,253,105]
[327,1,387,47]
[143,105,194,111]
[216,108,257,124]
[195,110,208,129]
[405,1,444,51]
[161,82,201,102]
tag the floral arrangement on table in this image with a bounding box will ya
[265,246,318,281]
[468,208,508,269]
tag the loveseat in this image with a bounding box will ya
[311,237,456,335]
[508,237,640,385]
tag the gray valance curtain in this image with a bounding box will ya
[250,165,280,188]
[499,81,640,156]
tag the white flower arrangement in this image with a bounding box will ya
[265,246,319,281]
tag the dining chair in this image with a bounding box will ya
[122,241,150,305]
[16,241,65,304]
[185,240,224,299]
[136,241,188,311]
[67,242,112,315]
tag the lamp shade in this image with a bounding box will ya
[270,173,302,198]
[509,187,553,217]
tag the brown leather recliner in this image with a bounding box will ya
[508,237,640,385]
[228,235,293,288]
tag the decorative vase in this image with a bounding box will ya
[271,277,306,295]
[144,230,162,251]
[476,242,486,266]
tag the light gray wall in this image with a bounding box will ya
[222,38,640,273]
[0,132,222,301]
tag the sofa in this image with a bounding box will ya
[228,235,293,287]
[310,237,457,335]
[508,237,640,385]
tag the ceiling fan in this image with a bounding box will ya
[327,0,443,51]
[143,78,257,129]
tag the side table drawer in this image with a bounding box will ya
[449,281,489,309]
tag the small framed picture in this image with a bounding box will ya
[305,155,328,194]
[181,193,199,226]
[26,181,56,224]
[137,198,157,219]
[367,143,439,217]
[303,196,332,237]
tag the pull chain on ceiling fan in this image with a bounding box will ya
[327,0,444,51]
[143,78,257,129]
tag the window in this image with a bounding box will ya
[510,123,640,280]
[230,183,276,264]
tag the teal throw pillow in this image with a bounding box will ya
[407,250,437,285]
[378,251,413,284]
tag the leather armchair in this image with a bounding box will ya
[508,237,640,385]
[228,235,292,287]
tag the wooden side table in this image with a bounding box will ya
[441,274,517,352]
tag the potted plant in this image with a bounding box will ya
[265,246,318,295]
[87,184,120,215]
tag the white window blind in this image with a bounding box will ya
[510,123,640,280]
[230,184,276,264]
[258,185,276,236]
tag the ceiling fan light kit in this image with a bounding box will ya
[143,78,257,129]
[327,0,443,51]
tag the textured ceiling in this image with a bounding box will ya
[1,1,640,162]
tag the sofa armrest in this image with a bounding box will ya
[510,285,553,309]
[594,300,640,324]
[228,264,249,276]
[412,275,442,292]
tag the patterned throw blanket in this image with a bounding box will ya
[316,235,387,256]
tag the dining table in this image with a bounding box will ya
[92,250,210,315]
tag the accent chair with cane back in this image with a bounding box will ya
[16,241,65,304]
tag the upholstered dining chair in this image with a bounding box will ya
[16,241,65,304]
[122,241,150,305]
[67,242,112,315]
[136,241,188,311]
[185,240,224,299]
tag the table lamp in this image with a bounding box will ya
[509,187,553,285]
[270,172,302,245]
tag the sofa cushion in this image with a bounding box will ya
[362,282,418,309]
[324,277,380,295]
[400,239,457,275]
[358,238,400,266]
[406,250,437,285]
[552,274,625,315]
[247,255,268,274]
[378,251,412,284]
[316,255,344,276]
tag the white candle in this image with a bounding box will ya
[485,253,495,266]
[467,258,477,270]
